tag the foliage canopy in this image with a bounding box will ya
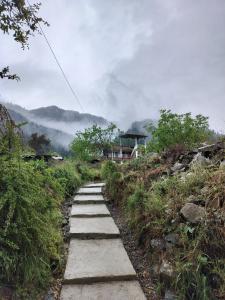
[0,0,48,80]
[70,123,116,162]
[146,109,210,152]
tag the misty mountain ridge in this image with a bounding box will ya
[1,102,109,152]
[1,101,154,154]
[30,105,107,124]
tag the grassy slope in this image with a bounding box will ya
[102,154,225,299]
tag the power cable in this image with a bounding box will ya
[27,0,85,112]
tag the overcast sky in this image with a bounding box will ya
[0,0,225,131]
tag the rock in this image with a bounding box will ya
[44,290,55,300]
[62,218,68,226]
[165,233,179,246]
[180,203,206,223]
[171,162,185,172]
[159,260,174,285]
[190,153,210,167]
[164,289,176,300]
[186,195,205,206]
[150,239,166,251]
[220,160,225,168]
[198,144,216,153]
[186,195,196,202]
[151,264,160,276]
[200,186,209,194]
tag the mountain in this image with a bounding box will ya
[30,105,107,125]
[1,102,109,153]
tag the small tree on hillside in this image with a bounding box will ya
[146,109,210,153]
[70,124,116,162]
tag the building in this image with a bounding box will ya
[105,131,148,161]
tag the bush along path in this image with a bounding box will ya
[60,183,146,300]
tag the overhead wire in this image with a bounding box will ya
[26,0,85,112]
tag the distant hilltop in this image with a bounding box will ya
[0,102,109,152]
[0,101,154,153]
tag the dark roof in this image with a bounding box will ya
[119,131,148,139]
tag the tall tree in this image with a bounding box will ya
[147,109,211,152]
[0,0,48,80]
[70,124,116,162]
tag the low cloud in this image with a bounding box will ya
[0,0,224,131]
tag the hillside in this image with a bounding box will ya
[30,105,107,124]
[1,102,109,152]
[102,143,225,299]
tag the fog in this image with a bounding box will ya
[0,0,225,132]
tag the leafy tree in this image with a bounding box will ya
[28,132,50,155]
[147,109,210,152]
[70,123,116,162]
[0,0,48,80]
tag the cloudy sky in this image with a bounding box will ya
[0,0,225,131]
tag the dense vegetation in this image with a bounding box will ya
[70,123,116,162]
[0,105,100,298]
[102,111,225,300]
[146,109,211,153]
[102,154,225,299]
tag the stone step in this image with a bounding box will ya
[84,182,105,188]
[60,281,146,300]
[71,204,110,218]
[69,217,120,239]
[77,187,102,195]
[64,239,136,284]
[74,194,105,204]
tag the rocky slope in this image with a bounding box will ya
[103,142,225,299]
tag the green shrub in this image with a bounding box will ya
[101,160,117,180]
[0,159,63,291]
[76,163,101,182]
[51,161,81,197]
[147,109,210,153]
[101,161,123,201]
[127,185,147,212]
[175,255,212,300]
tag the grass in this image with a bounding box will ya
[102,157,225,299]
[0,157,96,298]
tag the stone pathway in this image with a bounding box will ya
[60,183,146,300]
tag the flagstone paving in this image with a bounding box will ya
[69,217,120,238]
[77,187,102,194]
[60,183,146,299]
[71,204,110,218]
[84,182,106,188]
[64,239,136,284]
[73,194,105,204]
[60,281,146,300]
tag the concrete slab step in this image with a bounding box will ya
[69,217,119,239]
[64,239,136,284]
[60,281,146,300]
[71,204,110,218]
[77,187,102,195]
[84,182,105,188]
[74,194,105,204]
